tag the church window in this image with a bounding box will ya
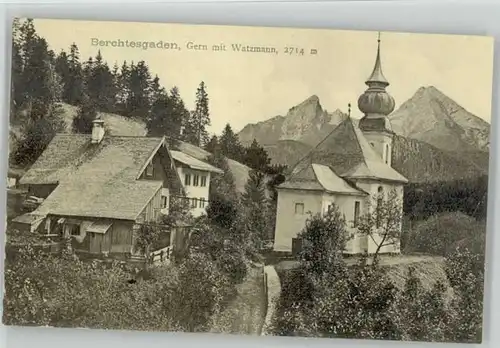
[370,142,375,147]
[385,144,390,164]
[295,203,305,215]
[354,201,360,227]
[376,186,383,228]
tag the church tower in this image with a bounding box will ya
[357,33,395,166]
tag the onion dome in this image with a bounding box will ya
[358,33,395,133]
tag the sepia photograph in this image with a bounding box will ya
[3,18,494,344]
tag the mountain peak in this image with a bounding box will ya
[414,85,446,99]
[291,95,320,109]
[306,94,320,102]
[390,86,490,152]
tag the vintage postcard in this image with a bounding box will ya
[3,18,493,343]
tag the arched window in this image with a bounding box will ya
[376,186,383,228]
[370,142,375,147]
[385,144,390,164]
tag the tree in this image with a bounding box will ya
[297,205,350,278]
[126,60,153,119]
[151,75,165,100]
[205,148,241,231]
[244,139,271,172]
[204,135,219,154]
[395,266,450,342]
[64,43,85,105]
[3,242,235,332]
[13,104,65,166]
[54,50,70,98]
[146,86,190,146]
[241,170,271,245]
[72,93,98,134]
[356,188,403,263]
[277,209,401,340]
[219,123,245,162]
[207,149,238,204]
[184,81,211,146]
[444,246,485,343]
[19,34,62,116]
[241,170,266,206]
[85,50,116,112]
[115,61,131,115]
[11,19,24,122]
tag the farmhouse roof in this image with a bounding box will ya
[20,133,190,220]
[12,211,47,225]
[20,134,167,185]
[35,178,162,221]
[170,150,224,174]
[281,118,408,192]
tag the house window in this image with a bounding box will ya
[295,203,305,215]
[161,196,168,209]
[201,176,207,187]
[69,224,80,236]
[184,173,191,186]
[199,198,206,208]
[193,174,199,186]
[146,162,154,177]
[191,198,197,208]
[354,201,360,228]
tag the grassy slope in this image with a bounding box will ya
[60,104,147,136]
[275,254,452,301]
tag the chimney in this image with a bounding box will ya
[91,117,105,144]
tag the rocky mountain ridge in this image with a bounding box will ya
[238,87,490,183]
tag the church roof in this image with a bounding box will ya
[281,118,408,192]
[366,35,389,87]
[279,163,366,195]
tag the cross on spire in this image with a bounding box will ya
[348,103,351,118]
[365,31,389,87]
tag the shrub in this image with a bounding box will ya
[404,212,486,256]
[3,243,235,332]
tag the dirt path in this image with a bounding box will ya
[209,264,267,335]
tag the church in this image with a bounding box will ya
[273,35,408,255]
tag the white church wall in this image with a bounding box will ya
[363,131,394,166]
[352,179,404,254]
[321,192,367,254]
[273,188,323,252]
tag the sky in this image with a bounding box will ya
[32,18,495,134]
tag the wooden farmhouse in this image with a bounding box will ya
[13,118,222,264]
